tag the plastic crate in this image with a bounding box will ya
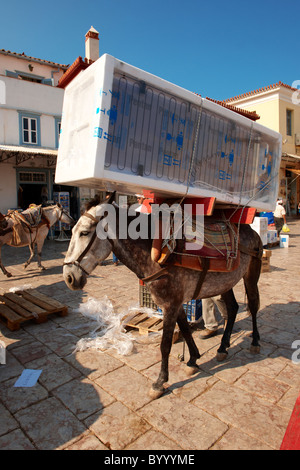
[139,281,160,311]
[139,281,202,322]
[183,299,202,322]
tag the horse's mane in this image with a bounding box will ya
[85,194,103,211]
[85,192,116,211]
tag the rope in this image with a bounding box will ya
[160,99,204,253]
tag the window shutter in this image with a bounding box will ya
[42,78,54,86]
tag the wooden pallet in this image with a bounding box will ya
[0,289,68,331]
[123,312,180,343]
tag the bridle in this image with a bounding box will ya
[63,212,100,276]
[42,204,75,227]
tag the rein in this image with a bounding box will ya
[63,212,99,275]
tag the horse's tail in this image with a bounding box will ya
[0,212,8,229]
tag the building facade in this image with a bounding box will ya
[224,83,300,215]
[0,49,70,213]
[0,28,106,217]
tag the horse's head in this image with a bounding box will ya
[63,194,114,290]
[55,203,76,227]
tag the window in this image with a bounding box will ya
[22,117,37,144]
[6,70,52,85]
[18,112,41,146]
[54,117,62,148]
[19,75,43,83]
[19,172,46,183]
[286,109,293,136]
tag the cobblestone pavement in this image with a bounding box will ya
[0,218,300,450]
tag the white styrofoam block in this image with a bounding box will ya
[280,234,289,248]
[267,230,277,244]
[251,217,268,230]
[251,217,268,245]
[55,54,282,210]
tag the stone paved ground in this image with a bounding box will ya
[0,218,300,450]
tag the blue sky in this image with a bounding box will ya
[1,0,299,100]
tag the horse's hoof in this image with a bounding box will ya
[216,352,228,362]
[250,345,260,354]
[185,364,199,376]
[5,272,12,278]
[24,264,28,269]
[149,387,164,400]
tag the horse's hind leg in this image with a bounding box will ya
[176,307,201,375]
[217,289,239,361]
[243,256,261,354]
[37,245,46,270]
[0,245,12,277]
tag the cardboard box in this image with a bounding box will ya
[55,54,281,210]
[261,257,270,273]
[261,249,272,273]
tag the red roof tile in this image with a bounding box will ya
[57,56,94,89]
[205,96,260,121]
[224,81,297,103]
[0,48,69,69]
[194,93,260,121]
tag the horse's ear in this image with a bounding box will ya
[57,202,62,209]
[106,191,116,204]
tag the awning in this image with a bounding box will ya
[0,144,58,166]
[282,152,300,162]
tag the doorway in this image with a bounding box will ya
[17,169,49,210]
[18,183,47,209]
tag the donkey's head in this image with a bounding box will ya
[63,193,115,290]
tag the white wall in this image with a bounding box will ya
[0,54,66,87]
[0,163,17,212]
[0,76,64,147]
[0,108,19,144]
[3,75,64,116]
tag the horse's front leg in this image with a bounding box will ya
[149,307,178,400]
[36,228,48,270]
[176,307,201,375]
[24,243,35,269]
[0,245,12,277]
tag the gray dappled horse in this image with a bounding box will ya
[63,193,262,399]
[0,204,74,277]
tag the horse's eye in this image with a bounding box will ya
[80,231,89,237]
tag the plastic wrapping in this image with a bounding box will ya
[73,297,161,356]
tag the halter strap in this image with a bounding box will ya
[63,211,100,275]
[81,212,99,224]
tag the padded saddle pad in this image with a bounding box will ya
[153,218,240,273]
[20,205,43,227]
